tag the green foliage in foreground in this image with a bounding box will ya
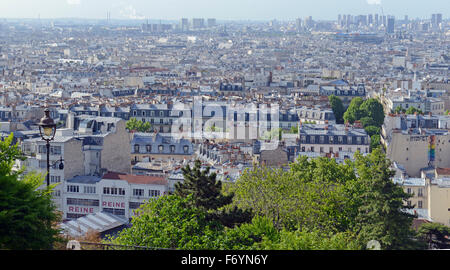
[126,117,152,133]
[107,149,426,250]
[0,133,61,250]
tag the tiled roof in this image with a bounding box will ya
[436,167,450,176]
[102,172,167,186]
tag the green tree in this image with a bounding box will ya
[343,97,364,124]
[217,216,279,250]
[370,134,381,151]
[364,126,380,137]
[0,133,61,250]
[360,117,376,128]
[416,222,450,249]
[329,95,345,124]
[405,106,423,115]
[126,118,152,133]
[360,98,385,127]
[175,160,252,228]
[289,125,299,134]
[394,106,406,114]
[352,149,420,250]
[260,229,360,250]
[227,158,357,232]
[106,195,222,249]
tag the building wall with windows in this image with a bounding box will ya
[100,119,132,174]
[394,177,427,211]
[299,124,370,157]
[385,131,450,177]
[131,133,194,164]
[426,177,450,226]
[62,173,167,220]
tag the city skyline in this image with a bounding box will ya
[0,0,448,21]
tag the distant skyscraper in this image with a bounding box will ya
[375,14,379,26]
[431,13,443,29]
[304,16,313,29]
[181,18,189,31]
[207,18,216,28]
[368,14,373,25]
[192,18,205,29]
[387,17,395,33]
[437,14,443,25]
[296,18,302,30]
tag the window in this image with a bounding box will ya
[183,145,189,154]
[134,144,140,153]
[50,175,61,183]
[133,189,144,197]
[50,146,62,155]
[319,136,324,143]
[170,145,176,153]
[111,187,118,195]
[149,190,161,197]
[407,188,411,194]
[67,185,79,193]
[119,188,125,195]
[418,188,423,197]
[146,145,152,153]
[129,202,143,209]
[38,145,47,154]
[103,187,110,194]
[83,186,96,194]
[103,208,125,216]
[158,145,164,153]
[52,190,61,197]
[418,201,423,208]
[67,198,99,206]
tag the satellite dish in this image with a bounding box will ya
[67,240,81,250]
[366,240,381,250]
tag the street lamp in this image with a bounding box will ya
[39,109,57,187]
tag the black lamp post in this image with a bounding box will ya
[38,109,57,187]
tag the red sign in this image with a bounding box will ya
[68,206,94,214]
[102,201,125,208]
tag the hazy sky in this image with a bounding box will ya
[0,0,447,21]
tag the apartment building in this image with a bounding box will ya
[131,133,194,164]
[382,114,450,177]
[299,124,370,158]
[63,172,167,220]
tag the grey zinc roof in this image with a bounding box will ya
[66,175,102,184]
[60,212,128,238]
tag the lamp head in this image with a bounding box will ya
[39,109,56,141]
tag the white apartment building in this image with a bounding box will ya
[63,172,167,220]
